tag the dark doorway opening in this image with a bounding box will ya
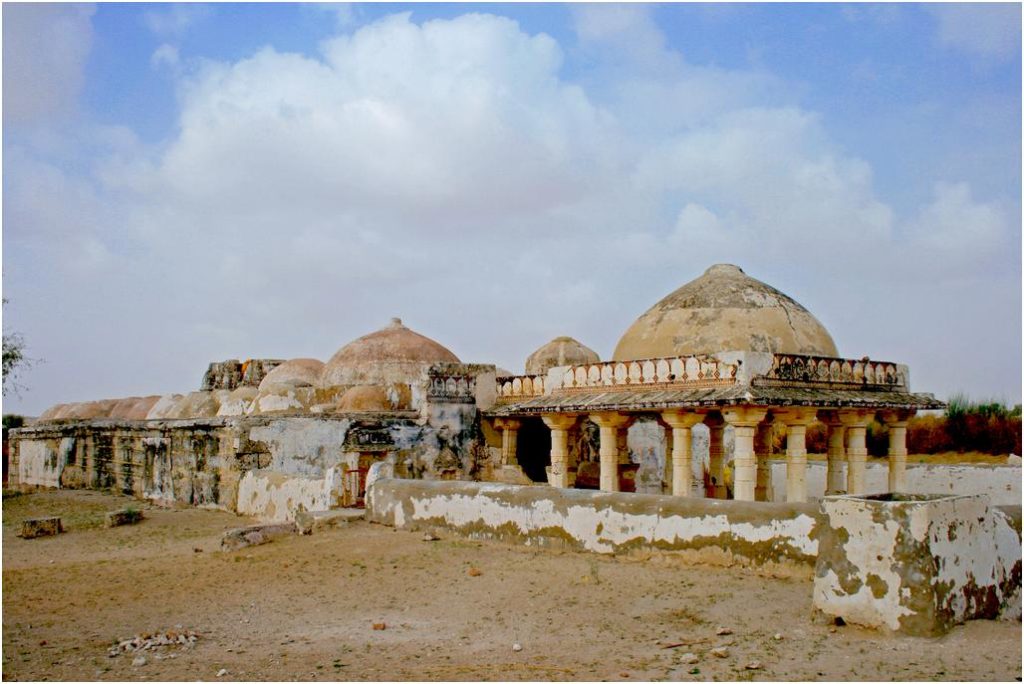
[515,417,551,483]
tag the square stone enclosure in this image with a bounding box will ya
[813,493,1021,636]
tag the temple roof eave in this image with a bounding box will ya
[484,386,944,417]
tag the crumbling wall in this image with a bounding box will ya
[812,494,1022,635]
[366,479,822,570]
[768,461,1022,505]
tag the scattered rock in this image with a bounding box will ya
[372,623,386,631]
[216,668,228,677]
[512,643,523,652]
[715,627,733,636]
[19,517,63,539]
[746,661,763,670]
[772,633,784,641]
[467,567,482,577]
[106,508,144,527]
[220,523,296,551]
[132,656,147,667]
[294,507,315,536]
[680,653,699,665]
[108,629,200,657]
[194,547,203,553]
[422,532,439,542]
[709,647,729,659]
[688,667,700,675]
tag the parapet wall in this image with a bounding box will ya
[366,479,823,570]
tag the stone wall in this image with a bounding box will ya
[813,494,1021,635]
[768,461,1021,506]
[8,408,486,521]
[366,478,822,571]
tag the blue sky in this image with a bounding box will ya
[3,3,1021,415]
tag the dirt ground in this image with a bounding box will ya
[3,490,1021,682]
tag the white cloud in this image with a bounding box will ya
[2,4,95,125]
[931,4,1021,60]
[143,4,210,37]
[151,43,180,70]
[3,9,1019,413]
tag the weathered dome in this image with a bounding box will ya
[258,358,323,391]
[525,336,600,375]
[613,264,838,360]
[319,318,460,388]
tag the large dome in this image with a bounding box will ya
[613,264,838,360]
[525,336,600,375]
[319,318,460,388]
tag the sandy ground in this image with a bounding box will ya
[2,490,1021,682]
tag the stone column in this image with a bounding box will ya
[541,414,578,489]
[775,408,817,503]
[591,412,631,492]
[880,410,914,492]
[754,419,773,502]
[495,418,521,466]
[704,413,727,499]
[722,407,768,502]
[839,410,873,495]
[819,410,846,495]
[661,410,703,497]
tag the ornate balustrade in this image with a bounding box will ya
[758,354,906,389]
[495,374,546,402]
[557,356,738,392]
[427,373,477,403]
[495,355,738,402]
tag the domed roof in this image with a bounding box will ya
[258,358,323,391]
[613,264,838,360]
[319,318,460,388]
[525,336,600,375]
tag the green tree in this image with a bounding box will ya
[2,300,35,397]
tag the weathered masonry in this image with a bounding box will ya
[9,264,950,518]
[11,263,1020,632]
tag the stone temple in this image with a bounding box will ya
[10,263,944,512]
[11,264,1022,635]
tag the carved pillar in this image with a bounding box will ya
[776,408,817,503]
[591,412,631,492]
[839,410,873,495]
[817,411,846,495]
[495,418,521,466]
[880,410,914,492]
[754,418,773,502]
[661,410,703,497]
[704,412,727,499]
[541,414,578,489]
[722,407,768,501]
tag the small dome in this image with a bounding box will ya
[146,394,185,420]
[124,396,161,420]
[525,336,600,375]
[217,386,258,417]
[613,264,838,360]
[258,358,323,391]
[38,404,67,422]
[319,318,460,388]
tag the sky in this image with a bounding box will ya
[2,2,1021,416]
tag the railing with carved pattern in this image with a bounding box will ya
[556,356,738,392]
[495,374,546,403]
[757,354,906,389]
[427,373,477,403]
[495,355,738,402]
